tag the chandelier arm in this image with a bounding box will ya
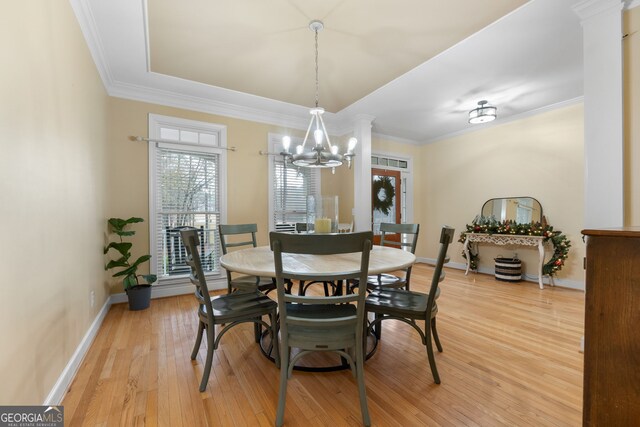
[317,112,332,148]
[301,114,315,150]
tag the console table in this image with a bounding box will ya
[462,233,552,289]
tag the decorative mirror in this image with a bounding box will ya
[481,197,543,223]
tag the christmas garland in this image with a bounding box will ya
[458,216,571,276]
[372,176,396,215]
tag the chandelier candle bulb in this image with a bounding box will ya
[348,137,358,152]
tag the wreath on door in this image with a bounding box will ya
[373,176,396,215]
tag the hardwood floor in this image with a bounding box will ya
[62,265,584,426]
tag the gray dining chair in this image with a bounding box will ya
[369,222,420,290]
[219,224,277,294]
[270,231,373,427]
[181,228,279,392]
[365,225,454,384]
[349,223,420,338]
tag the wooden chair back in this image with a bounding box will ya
[379,222,420,252]
[270,231,373,343]
[180,228,213,320]
[218,223,259,254]
[426,226,455,314]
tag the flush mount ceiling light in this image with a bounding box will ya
[280,20,357,171]
[468,100,497,124]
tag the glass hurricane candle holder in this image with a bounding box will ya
[307,195,338,234]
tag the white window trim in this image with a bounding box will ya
[148,113,228,286]
[371,151,414,224]
[267,133,321,232]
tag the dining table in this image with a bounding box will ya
[220,244,416,371]
[220,244,416,278]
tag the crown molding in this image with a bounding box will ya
[423,96,584,145]
[626,0,640,9]
[372,132,422,146]
[69,0,114,88]
[573,0,624,21]
[107,79,317,130]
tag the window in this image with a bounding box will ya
[149,114,227,284]
[268,134,320,231]
[372,155,408,170]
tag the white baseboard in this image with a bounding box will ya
[416,258,585,291]
[110,277,226,304]
[44,277,227,405]
[43,298,111,405]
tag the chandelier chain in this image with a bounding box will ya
[314,27,319,108]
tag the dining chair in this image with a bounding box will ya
[365,225,454,384]
[368,222,420,291]
[348,223,419,338]
[270,231,373,427]
[180,228,279,392]
[219,224,276,294]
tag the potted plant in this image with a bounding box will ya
[104,217,157,310]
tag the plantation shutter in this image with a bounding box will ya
[154,146,221,278]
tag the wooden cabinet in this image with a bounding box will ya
[581,228,640,426]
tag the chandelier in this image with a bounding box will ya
[280,20,357,171]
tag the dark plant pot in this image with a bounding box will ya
[126,285,152,311]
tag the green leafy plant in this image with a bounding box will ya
[104,217,157,290]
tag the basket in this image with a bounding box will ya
[494,257,522,282]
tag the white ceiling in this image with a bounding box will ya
[73,0,584,144]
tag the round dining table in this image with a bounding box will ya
[220,245,416,277]
[220,244,416,371]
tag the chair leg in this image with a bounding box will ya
[355,336,371,426]
[191,321,205,360]
[374,313,382,340]
[270,309,280,368]
[275,345,290,427]
[425,319,440,384]
[254,317,261,343]
[431,317,443,352]
[200,323,216,392]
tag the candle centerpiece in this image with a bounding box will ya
[307,195,338,234]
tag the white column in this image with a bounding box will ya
[352,114,375,232]
[574,0,625,228]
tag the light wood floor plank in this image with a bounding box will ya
[63,265,584,426]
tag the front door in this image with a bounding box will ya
[372,168,401,245]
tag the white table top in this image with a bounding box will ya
[220,245,416,277]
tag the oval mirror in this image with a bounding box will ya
[481,197,543,223]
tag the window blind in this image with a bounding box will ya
[154,147,221,277]
[272,159,319,227]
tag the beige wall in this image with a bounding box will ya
[419,104,585,284]
[0,2,109,403]
[625,7,640,225]
[107,99,359,292]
